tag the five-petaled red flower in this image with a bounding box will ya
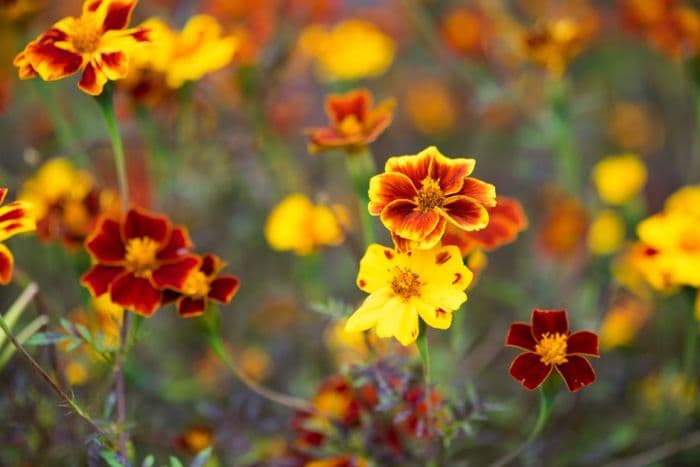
[306,88,395,153]
[81,208,200,316]
[506,309,599,392]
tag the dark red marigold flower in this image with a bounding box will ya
[164,253,240,318]
[505,309,599,392]
[81,208,200,317]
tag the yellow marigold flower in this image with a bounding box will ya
[264,193,347,255]
[404,79,456,135]
[346,244,472,346]
[300,19,395,82]
[587,209,626,256]
[600,293,651,350]
[665,184,700,218]
[14,0,150,95]
[591,154,647,205]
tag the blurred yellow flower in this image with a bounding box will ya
[665,184,700,218]
[591,154,647,205]
[404,79,456,135]
[587,210,626,256]
[238,346,272,382]
[264,193,347,255]
[641,372,697,414]
[599,294,651,350]
[299,19,395,82]
[64,361,90,386]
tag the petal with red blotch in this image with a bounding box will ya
[151,255,200,290]
[98,51,128,80]
[81,265,125,296]
[506,322,536,351]
[531,309,569,340]
[177,297,207,318]
[26,29,84,81]
[208,276,240,304]
[414,216,447,249]
[440,196,489,231]
[85,218,125,263]
[556,356,596,392]
[492,197,528,230]
[567,331,599,357]
[110,272,162,316]
[431,156,474,195]
[78,61,108,96]
[368,172,418,215]
[326,89,370,126]
[157,226,192,260]
[385,152,433,188]
[100,0,137,31]
[0,243,14,285]
[200,254,225,277]
[380,199,439,241]
[0,201,34,240]
[13,51,38,79]
[83,0,103,14]
[457,178,496,206]
[123,208,169,243]
[0,188,6,204]
[509,352,552,390]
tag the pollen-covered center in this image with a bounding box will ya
[338,115,363,136]
[69,16,102,54]
[125,237,159,276]
[416,177,444,211]
[535,332,569,365]
[182,270,210,298]
[390,266,421,299]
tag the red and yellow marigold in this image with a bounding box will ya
[369,146,496,250]
[0,188,36,285]
[81,208,200,316]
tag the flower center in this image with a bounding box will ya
[182,271,210,298]
[125,237,159,276]
[70,16,102,54]
[390,266,421,299]
[416,177,444,211]
[535,332,569,365]
[338,115,363,136]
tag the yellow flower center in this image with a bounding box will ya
[125,237,159,276]
[416,177,445,211]
[338,115,364,136]
[535,332,569,365]
[390,266,421,299]
[182,270,210,298]
[70,16,102,54]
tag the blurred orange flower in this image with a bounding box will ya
[441,7,491,59]
[536,193,589,259]
[0,188,36,285]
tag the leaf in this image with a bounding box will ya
[189,447,213,467]
[141,454,155,467]
[100,450,125,467]
[64,338,83,353]
[75,323,93,345]
[169,456,184,467]
[25,332,71,346]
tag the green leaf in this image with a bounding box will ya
[169,456,184,467]
[25,332,71,346]
[100,450,124,467]
[75,323,93,345]
[189,447,213,467]
[141,454,154,467]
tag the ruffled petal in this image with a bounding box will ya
[384,150,433,188]
[440,195,489,231]
[429,149,475,195]
[208,276,240,304]
[110,272,162,316]
[81,265,125,296]
[531,309,569,340]
[177,297,207,318]
[123,208,169,243]
[556,356,596,392]
[151,255,200,290]
[25,28,84,81]
[0,243,14,285]
[457,177,496,206]
[509,352,553,390]
[380,200,439,242]
[566,331,600,357]
[356,245,396,293]
[368,172,418,216]
[505,322,536,351]
[85,217,125,263]
[78,61,108,95]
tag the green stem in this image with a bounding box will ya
[416,321,433,443]
[549,78,580,194]
[345,148,377,247]
[94,83,129,208]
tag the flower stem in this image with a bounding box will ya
[416,320,433,441]
[114,312,130,463]
[345,148,377,247]
[549,78,580,194]
[94,83,129,208]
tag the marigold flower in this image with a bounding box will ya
[587,209,626,256]
[0,188,36,285]
[163,253,240,318]
[600,293,651,350]
[81,208,200,316]
[306,88,395,154]
[592,154,647,206]
[441,7,491,59]
[506,309,599,392]
[264,193,348,255]
[443,196,527,256]
[345,244,472,346]
[369,146,496,250]
[536,193,589,259]
[404,79,456,136]
[174,425,214,455]
[14,0,150,95]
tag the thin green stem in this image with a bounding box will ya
[549,78,580,194]
[416,320,433,445]
[114,311,130,463]
[345,148,377,247]
[95,84,129,208]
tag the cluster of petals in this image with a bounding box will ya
[0,188,36,285]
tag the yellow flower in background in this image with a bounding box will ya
[404,79,456,135]
[346,244,472,346]
[641,372,697,414]
[600,293,651,350]
[591,154,647,205]
[587,210,626,256]
[264,193,347,255]
[299,19,395,82]
[665,184,700,218]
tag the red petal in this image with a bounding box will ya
[368,172,418,216]
[509,352,552,391]
[0,244,14,285]
[101,0,137,31]
[99,51,128,80]
[151,256,200,290]
[78,61,108,96]
[505,322,536,351]
[123,208,169,243]
[326,89,370,126]
[531,309,569,340]
[440,196,489,231]
[85,218,125,263]
[431,157,471,195]
[380,200,440,241]
[157,226,192,260]
[556,356,596,392]
[567,331,599,357]
[385,152,433,188]
[208,276,240,304]
[177,297,207,318]
[26,29,83,81]
[200,254,220,276]
[110,272,162,316]
[457,178,496,206]
[81,265,125,296]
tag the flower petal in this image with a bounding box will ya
[505,322,536,351]
[177,297,207,318]
[416,299,453,330]
[151,255,200,290]
[123,208,169,243]
[200,253,225,276]
[384,150,433,188]
[380,200,439,242]
[157,226,192,260]
[208,276,240,304]
[0,243,14,285]
[326,88,370,126]
[531,309,569,340]
[78,61,108,96]
[26,28,84,81]
[81,265,125,296]
[97,51,128,80]
[110,272,162,316]
[85,217,125,263]
[429,149,476,195]
[395,302,420,346]
[0,201,35,241]
[368,172,418,216]
[100,0,137,31]
[0,189,6,204]
[457,177,496,206]
[356,245,396,293]
[567,330,599,357]
[556,356,596,392]
[345,292,388,332]
[509,352,553,390]
[440,195,489,231]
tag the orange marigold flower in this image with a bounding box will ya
[440,7,491,59]
[0,188,36,285]
[506,309,599,392]
[369,146,496,250]
[163,253,240,318]
[443,196,528,256]
[306,88,395,154]
[14,0,150,95]
[81,208,200,317]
